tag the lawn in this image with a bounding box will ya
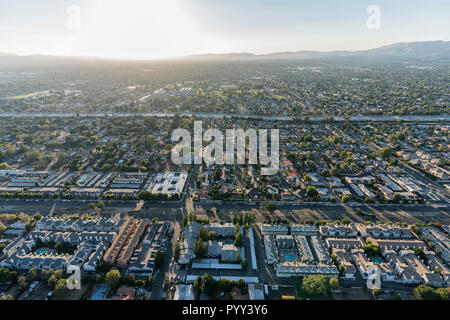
[7,90,50,99]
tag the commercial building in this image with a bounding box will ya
[151,172,188,195]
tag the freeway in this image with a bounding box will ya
[0,112,448,123]
[0,197,448,225]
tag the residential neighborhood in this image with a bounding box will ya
[0,11,448,303]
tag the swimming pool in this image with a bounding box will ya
[36,248,50,254]
[90,285,109,300]
[284,254,296,260]
[78,174,89,183]
[372,257,383,264]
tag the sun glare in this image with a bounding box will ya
[74,0,223,59]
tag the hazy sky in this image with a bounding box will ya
[0,0,449,59]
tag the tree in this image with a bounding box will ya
[96,261,111,274]
[198,226,209,242]
[148,276,154,290]
[232,214,239,225]
[235,251,242,263]
[163,278,170,291]
[200,274,216,297]
[173,242,181,262]
[193,276,202,299]
[27,268,37,282]
[265,203,277,213]
[194,240,207,258]
[234,232,243,247]
[208,231,216,241]
[436,288,449,300]
[338,264,346,276]
[41,269,52,281]
[152,218,160,225]
[372,288,381,297]
[218,278,234,293]
[138,190,152,201]
[0,162,11,170]
[0,222,6,234]
[48,270,63,287]
[26,149,40,162]
[302,275,329,299]
[97,201,105,209]
[392,193,403,203]
[236,279,245,290]
[415,285,437,300]
[155,251,165,269]
[378,147,393,160]
[342,195,350,203]
[105,269,121,289]
[134,279,146,288]
[55,241,64,254]
[415,285,449,300]
[125,273,135,285]
[241,259,249,271]
[182,214,189,227]
[413,247,428,263]
[330,168,337,176]
[306,186,319,198]
[362,241,381,257]
[329,277,339,291]
[234,224,241,236]
[55,278,68,295]
[18,276,27,289]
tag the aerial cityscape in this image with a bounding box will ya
[0,0,449,306]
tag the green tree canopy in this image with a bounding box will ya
[329,277,339,290]
[378,147,393,160]
[194,240,207,258]
[105,269,121,289]
[302,275,329,299]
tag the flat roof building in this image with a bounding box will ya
[261,224,288,235]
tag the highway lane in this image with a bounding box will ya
[0,198,448,224]
[0,112,449,123]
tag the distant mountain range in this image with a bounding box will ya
[0,52,19,57]
[182,41,450,60]
[0,41,448,63]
